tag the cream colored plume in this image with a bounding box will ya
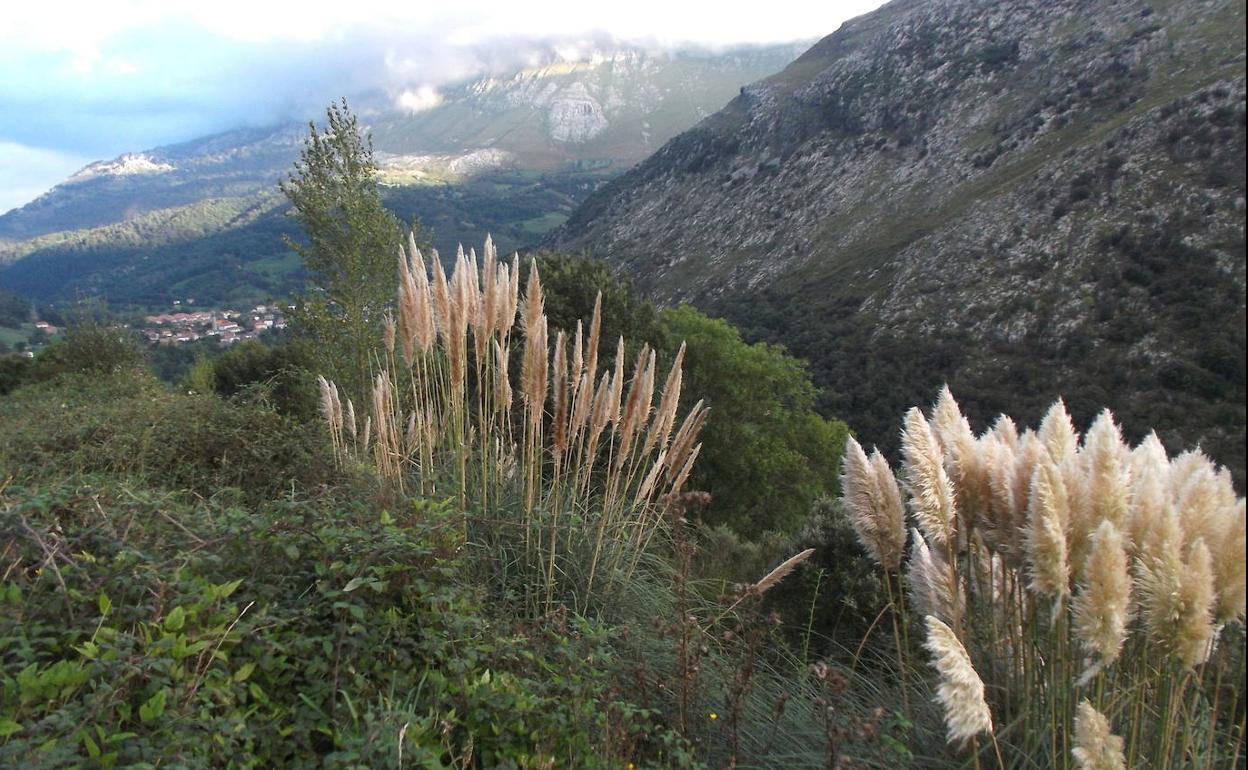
[1212,499,1245,625]
[1083,410,1131,533]
[1072,700,1126,770]
[1038,398,1079,464]
[840,437,906,571]
[754,548,815,595]
[902,407,958,546]
[1025,449,1071,611]
[932,387,989,528]
[908,529,962,627]
[923,615,993,746]
[1073,520,1131,684]
[1139,532,1217,668]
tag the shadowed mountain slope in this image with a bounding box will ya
[551,0,1247,481]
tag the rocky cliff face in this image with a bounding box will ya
[551,0,1247,481]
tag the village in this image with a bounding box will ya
[140,304,287,346]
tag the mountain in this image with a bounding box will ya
[367,46,807,171]
[0,42,803,306]
[550,0,1247,481]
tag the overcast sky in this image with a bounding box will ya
[0,0,884,214]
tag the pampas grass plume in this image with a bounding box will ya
[923,615,993,746]
[1073,520,1131,684]
[841,437,905,571]
[909,529,962,626]
[754,548,815,595]
[1025,450,1071,609]
[902,407,958,546]
[1072,700,1126,770]
[1038,398,1079,464]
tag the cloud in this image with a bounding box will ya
[0,1,886,210]
[396,86,444,115]
[0,141,92,215]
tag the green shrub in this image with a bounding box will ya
[204,339,319,420]
[0,371,335,503]
[0,478,661,768]
[661,305,849,536]
[30,321,146,381]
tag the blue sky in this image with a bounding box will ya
[0,1,884,215]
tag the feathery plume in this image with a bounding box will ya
[345,399,358,444]
[666,401,707,481]
[1128,433,1171,559]
[585,291,602,386]
[1071,701,1126,770]
[1038,398,1079,464]
[521,258,544,340]
[1083,410,1131,533]
[382,311,396,355]
[644,342,685,455]
[841,437,905,571]
[902,407,958,547]
[571,320,584,382]
[923,615,993,746]
[870,449,908,571]
[1175,464,1224,552]
[908,529,963,626]
[983,436,1019,555]
[1174,539,1217,667]
[493,339,512,415]
[1073,521,1131,684]
[410,247,435,353]
[1139,532,1217,668]
[1168,449,1212,502]
[1025,450,1071,611]
[668,442,702,498]
[608,337,626,425]
[552,331,569,451]
[989,414,1019,450]
[618,347,656,462]
[430,253,451,339]
[1212,499,1246,624]
[932,387,989,528]
[754,549,816,595]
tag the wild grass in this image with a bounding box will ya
[841,386,1247,768]
[318,234,706,614]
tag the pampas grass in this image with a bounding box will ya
[321,234,705,613]
[839,386,1246,768]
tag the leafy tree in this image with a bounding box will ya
[533,255,851,536]
[532,252,664,354]
[207,339,318,419]
[661,304,849,536]
[280,99,406,401]
[0,287,30,328]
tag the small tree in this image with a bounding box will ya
[281,99,405,402]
